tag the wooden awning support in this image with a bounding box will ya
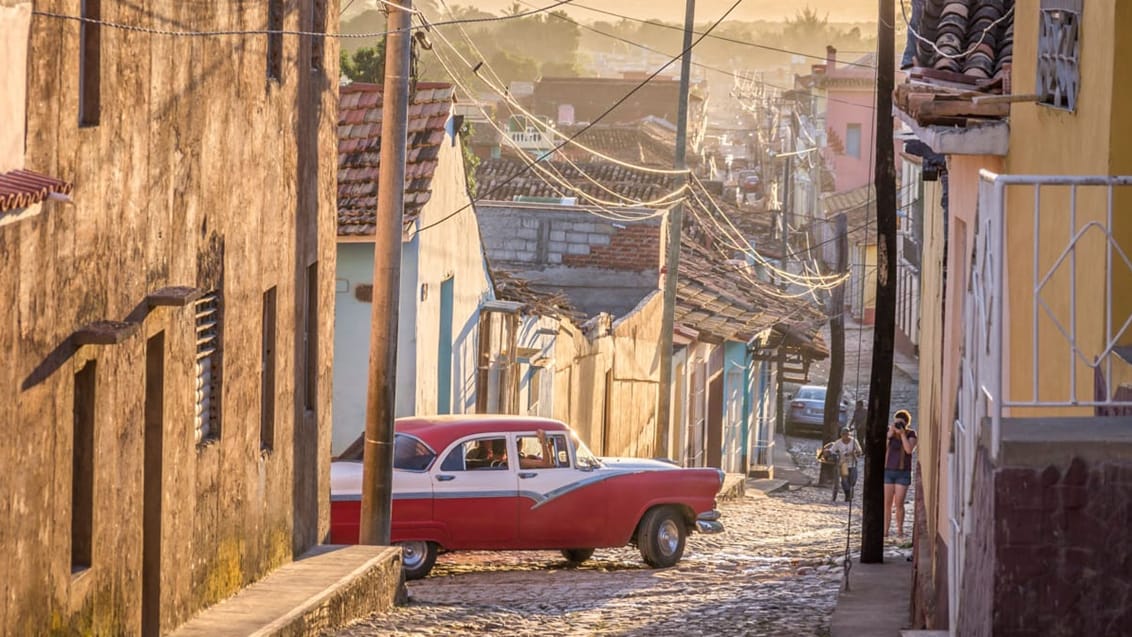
[146,286,202,308]
[72,320,140,346]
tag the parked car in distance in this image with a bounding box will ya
[330,415,725,580]
[786,385,849,436]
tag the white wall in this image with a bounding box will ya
[408,125,494,416]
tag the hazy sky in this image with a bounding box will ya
[353,1,878,24]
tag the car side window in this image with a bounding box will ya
[393,434,435,471]
[440,436,509,471]
[516,432,570,469]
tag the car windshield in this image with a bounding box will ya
[572,434,601,469]
[796,387,826,401]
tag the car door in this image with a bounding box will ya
[390,433,437,544]
[430,434,519,549]
[515,431,607,548]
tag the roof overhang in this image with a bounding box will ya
[896,108,1009,157]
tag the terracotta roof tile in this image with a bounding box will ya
[0,169,73,212]
[337,81,454,236]
[911,0,1014,81]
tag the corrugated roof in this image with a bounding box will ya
[0,169,73,212]
[337,82,455,236]
[475,157,677,203]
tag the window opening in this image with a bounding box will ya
[1037,1,1081,111]
[72,359,96,572]
[267,0,284,81]
[261,287,277,451]
[310,0,327,70]
[79,0,101,126]
[304,263,318,411]
[195,291,222,445]
[845,124,862,159]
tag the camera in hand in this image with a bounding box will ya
[894,421,905,430]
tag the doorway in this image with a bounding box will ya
[437,277,454,414]
[706,372,724,468]
[142,332,164,637]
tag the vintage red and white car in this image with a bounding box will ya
[330,415,725,579]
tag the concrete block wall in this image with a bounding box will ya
[477,205,661,273]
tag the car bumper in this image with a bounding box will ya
[696,510,724,534]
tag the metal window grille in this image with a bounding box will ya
[1037,0,1082,111]
[195,292,221,445]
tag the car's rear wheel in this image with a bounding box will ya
[561,548,595,564]
[638,506,686,568]
[397,540,438,580]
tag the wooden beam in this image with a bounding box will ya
[916,97,1010,120]
[73,320,139,346]
[971,92,1042,105]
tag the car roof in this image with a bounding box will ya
[396,415,570,452]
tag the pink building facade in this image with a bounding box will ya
[824,52,882,192]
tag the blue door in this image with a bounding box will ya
[437,277,454,414]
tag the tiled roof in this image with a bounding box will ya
[337,82,455,236]
[475,157,677,203]
[823,184,876,246]
[675,240,826,352]
[0,169,73,212]
[909,0,1014,81]
[556,121,687,168]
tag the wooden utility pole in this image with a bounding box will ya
[655,0,696,460]
[820,213,849,487]
[360,0,412,546]
[861,0,897,564]
[774,151,792,436]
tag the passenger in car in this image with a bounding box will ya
[519,430,557,469]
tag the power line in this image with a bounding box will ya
[426,4,690,213]
[518,0,875,111]
[415,0,747,234]
[566,1,876,69]
[32,0,574,39]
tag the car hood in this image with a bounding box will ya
[598,457,683,471]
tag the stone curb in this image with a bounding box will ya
[170,545,405,637]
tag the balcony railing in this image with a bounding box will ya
[508,129,555,151]
[950,170,1132,631]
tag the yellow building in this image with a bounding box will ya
[898,1,1132,633]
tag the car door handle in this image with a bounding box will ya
[436,474,455,482]
[518,472,538,479]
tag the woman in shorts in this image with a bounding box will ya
[884,409,917,539]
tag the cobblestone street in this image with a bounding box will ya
[332,318,919,637]
[334,475,912,636]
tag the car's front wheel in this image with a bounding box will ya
[638,506,686,568]
[397,540,438,580]
[561,548,595,564]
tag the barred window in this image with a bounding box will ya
[1037,0,1081,111]
[195,292,222,445]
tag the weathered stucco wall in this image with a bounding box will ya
[3,1,338,633]
[332,129,489,455]
[409,131,493,417]
[1004,1,1126,417]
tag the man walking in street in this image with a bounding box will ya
[826,427,863,502]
